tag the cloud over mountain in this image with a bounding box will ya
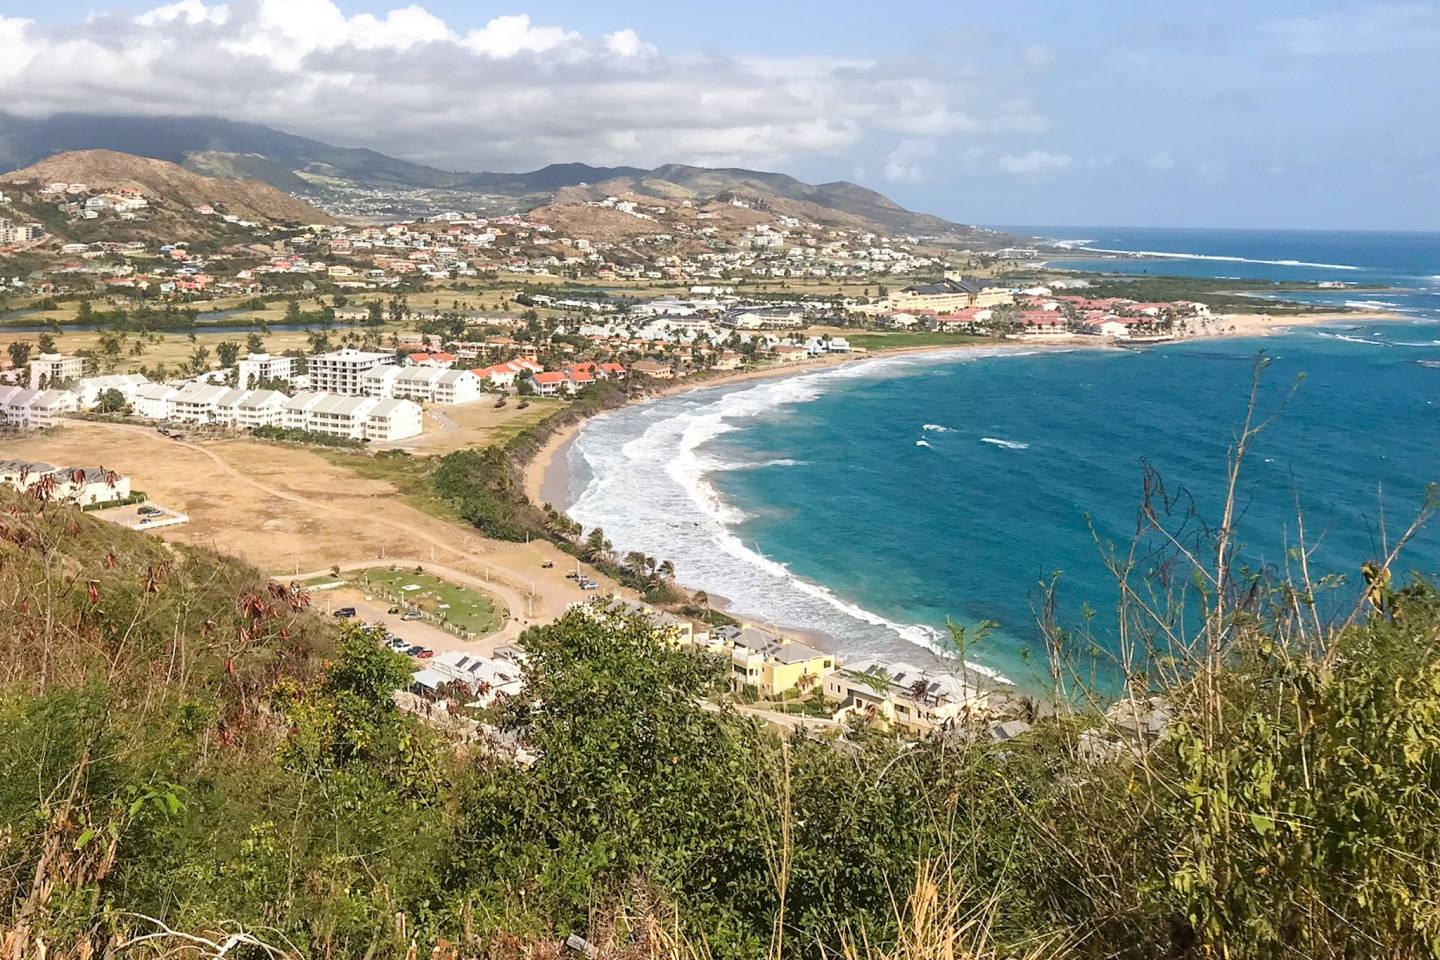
[0,0,1043,172]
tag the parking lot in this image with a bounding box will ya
[93,501,189,531]
[319,587,510,659]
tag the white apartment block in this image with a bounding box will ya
[382,366,481,404]
[0,387,78,429]
[75,373,148,409]
[230,389,290,428]
[29,353,86,390]
[306,394,377,439]
[127,384,421,442]
[167,383,231,423]
[360,365,403,398]
[308,349,394,395]
[236,353,299,388]
[133,383,179,420]
[282,392,326,429]
[0,459,131,506]
[365,398,424,442]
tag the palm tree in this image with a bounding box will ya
[658,559,674,580]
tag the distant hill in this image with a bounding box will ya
[0,113,987,240]
[1,150,336,224]
[0,150,337,249]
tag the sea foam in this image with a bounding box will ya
[566,350,1021,683]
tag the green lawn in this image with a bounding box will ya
[354,566,506,636]
[847,332,993,350]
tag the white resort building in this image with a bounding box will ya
[308,349,394,395]
[237,353,299,388]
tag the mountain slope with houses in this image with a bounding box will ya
[0,113,995,241]
[0,150,338,250]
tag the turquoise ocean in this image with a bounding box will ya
[563,228,1440,690]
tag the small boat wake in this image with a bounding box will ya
[980,437,1030,450]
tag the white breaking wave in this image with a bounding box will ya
[1066,245,1362,271]
[915,439,932,448]
[980,437,1030,450]
[1316,332,1387,346]
[922,423,954,432]
[566,347,1024,683]
[1344,299,1401,309]
[706,457,805,471]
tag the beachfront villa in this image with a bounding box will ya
[823,659,989,736]
[723,626,835,698]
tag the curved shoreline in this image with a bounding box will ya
[520,310,1398,509]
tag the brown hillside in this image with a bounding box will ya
[0,149,337,225]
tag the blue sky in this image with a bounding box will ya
[7,0,1439,229]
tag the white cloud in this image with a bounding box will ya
[884,139,938,182]
[1146,151,1176,170]
[0,1,1049,172]
[462,14,576,57]
[997,150,1072,175]
[1264,4,1440,55]
[135,1,230,27]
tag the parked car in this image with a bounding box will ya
[404,645,425,656]
[540,560,554,569]
[414,648,434,659]
[580,580,599,591]
[565,571,580,580]
[401,610,423,621]
[138,505,162,517]
[333,607,357,618]
[387,606,400,614]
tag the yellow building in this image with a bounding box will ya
[726,627,835,698]
[886,273,1013,313]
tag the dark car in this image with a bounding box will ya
[387,606,400,614]
[332,607,357,618]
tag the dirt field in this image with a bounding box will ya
[4,421,630,645]
[397,396,564,452]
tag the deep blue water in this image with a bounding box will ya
[566,229,1440,690]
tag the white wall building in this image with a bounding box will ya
[132,383,179,420]
[230,389,290,428]
[365,398,423,442]
[29,353,85,390]
[0,386,78,429]
[0,459,131,506]
[75,373,148,409]
[308,349,394,395]
[167,383,231,423]
[237,353,299,388]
